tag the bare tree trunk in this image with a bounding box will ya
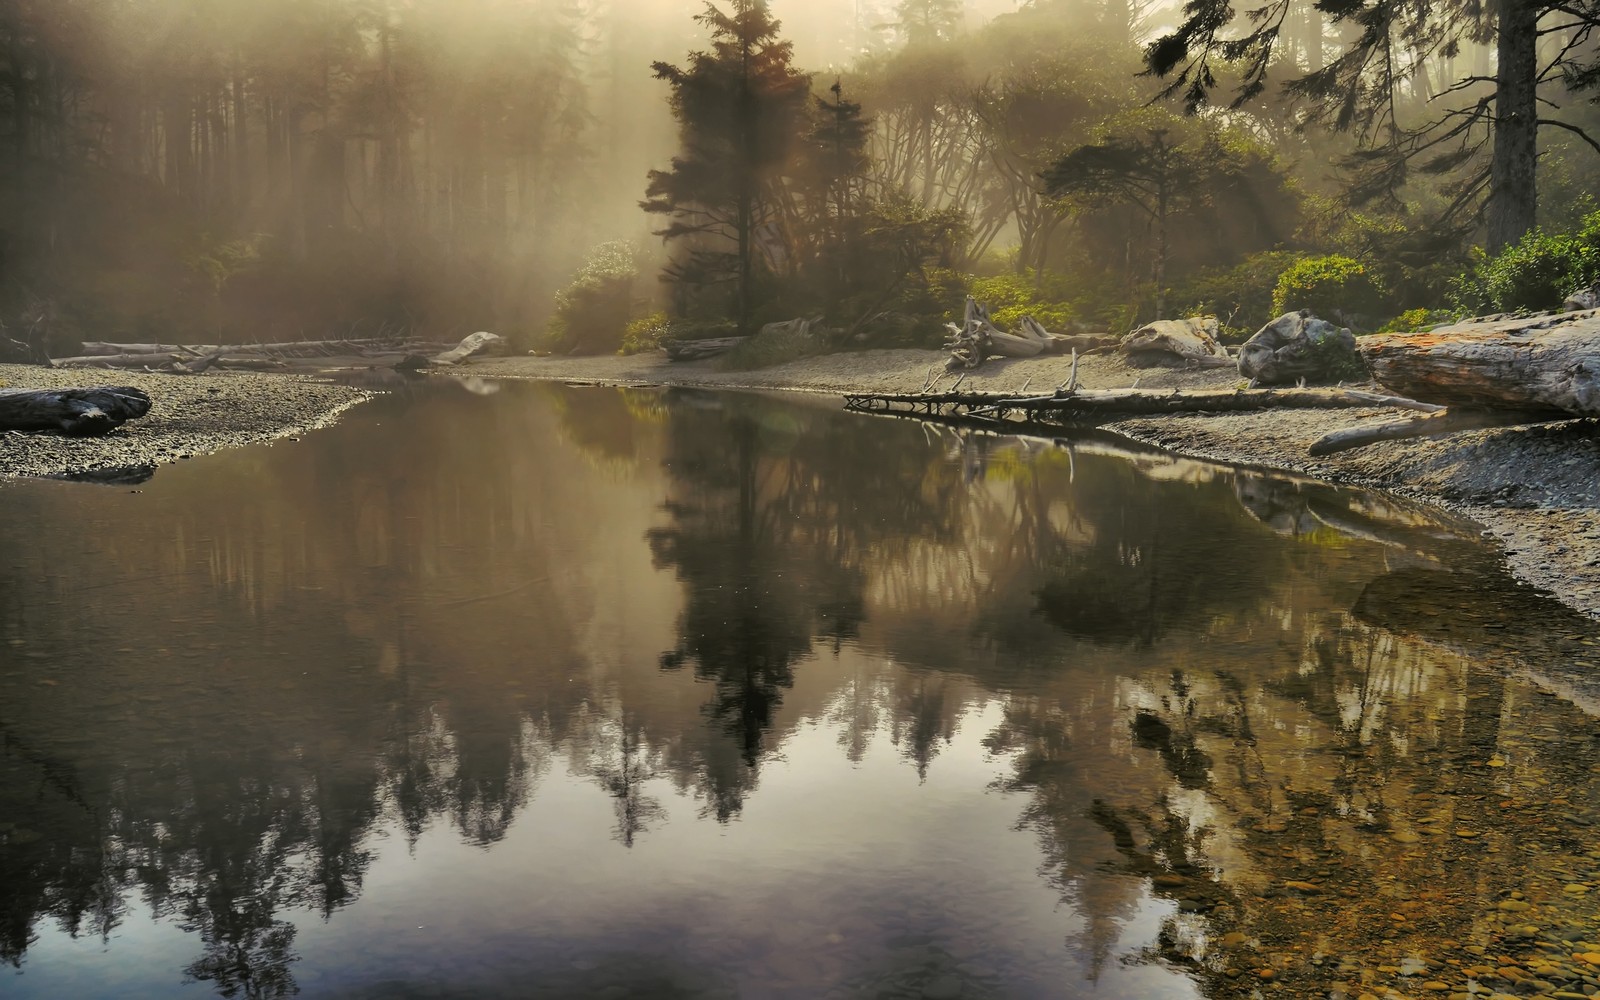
[1486,0,1538,254]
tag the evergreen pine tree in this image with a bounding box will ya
[643,1,811,333]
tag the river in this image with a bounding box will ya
[4,381,1600,999]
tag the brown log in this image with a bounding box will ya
[0,387,152,435]
[845,386,1443,420]
[1307,407,1561,456]
[1360,311,1600,416]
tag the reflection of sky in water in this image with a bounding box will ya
[4,382,1600,1000]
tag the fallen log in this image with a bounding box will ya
[0,386,152,435]
[663,336,747,362]
[51,351,275,373]
[431,331,507,366]
[1308,407,1562,457]
[78,337,455,359]
[845,386,1442,421]
[1360,311,1600,414]
[1121,317,1232,367]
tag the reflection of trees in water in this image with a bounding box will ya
[9,385,1593,1000]
[646,397,964,814]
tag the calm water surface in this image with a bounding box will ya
[5,382,1600,1000]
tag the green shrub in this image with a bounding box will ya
[1271,255,1385,321]
[967,270,1077,333]
[620,312,670,355]
[1451,226,1600,313]
[1377,307,1454,334]
[544,242,638,354]
[1173,250,1305,335]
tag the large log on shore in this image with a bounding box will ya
[431,331,508,366]
[1360,311,1600,416]
[78,337,456,359]
[844,386,1441,419]
[0,387,152,435]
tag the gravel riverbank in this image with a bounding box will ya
[0,363,371,483]
[470,348,1600,620]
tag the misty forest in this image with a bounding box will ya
[16,3,1600,1000]
[6,0,1600,364]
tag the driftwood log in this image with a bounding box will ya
[77,337,455,359]
[431,331,507,366]
[1360,311,1600,415]
[663,336,747,362]
[1309,408,1556,456]
[1309,311,1600,454]
[0,386,152,435]
[844,386,1440,423]
[1121,317,1234,368]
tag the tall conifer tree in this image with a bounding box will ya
[643,1,810,333]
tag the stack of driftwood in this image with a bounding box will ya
[851,308,1600,455]
[945,298,1117,369]
[46,332,503,374]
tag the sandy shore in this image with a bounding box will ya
[6,348,1598,618]
[471,348,1600,620]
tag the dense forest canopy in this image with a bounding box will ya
[2,0,1598,360]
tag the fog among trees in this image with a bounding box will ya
[2,0,1598,359]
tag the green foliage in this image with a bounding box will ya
[620,312,671,355]
[1378,308,1454,333]
[645,1,812,332]
[544,242,639,355]
[1450,216,1600,313]
[967,271,1078,332]
[187,234,269,295]
[1271,255,1385,321]
[1173,250,1306,335]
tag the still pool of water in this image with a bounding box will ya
[5,381,1600,1000]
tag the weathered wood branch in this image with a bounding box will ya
[78,337,455,359]
[845,386,1442,420]
[0,387,152,435]
[1308,407,1566,456]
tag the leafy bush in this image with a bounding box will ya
[1450,223,1600,314]
[1377,307,1454,334]
[620,312,670,355]
[1271,255,1385,321]
[544,242,639,354]
[1173,250,1306,337]
[966,270,1077,333]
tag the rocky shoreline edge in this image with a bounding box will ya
[6,349,1598,619]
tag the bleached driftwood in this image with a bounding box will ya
[78,337,455,359]
[431,331,508,366]
[1121,317,1233,368]
[1308,408,1558,457]
[0,386,152,435]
